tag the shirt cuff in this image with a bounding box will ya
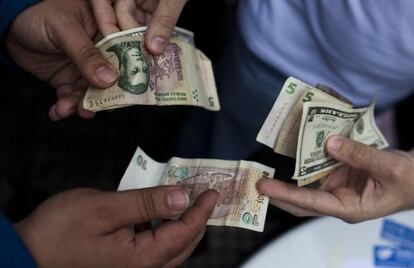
[0,0,40,65]
[0,214,37,267]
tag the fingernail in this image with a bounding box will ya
[96,65,117,84]
[167,189,190,211]
[151,37,167,53]
[327,135,344,151]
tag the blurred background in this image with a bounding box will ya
[1,1,413,267]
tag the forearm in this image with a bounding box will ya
[0,0,39,65]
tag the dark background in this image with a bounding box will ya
[1,1,413,267]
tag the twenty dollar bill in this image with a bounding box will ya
[83,27,220,112]
[118,147,275,232]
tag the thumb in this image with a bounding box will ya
[102,186,190,231]
[326,135,394,179]
[145,0,187,54]
[54,18,117,88]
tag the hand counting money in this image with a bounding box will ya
[83,27,220,112]
[118,147,275,232]
[257,77,388,186]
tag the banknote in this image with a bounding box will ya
[293,101,388,181]
[257,77,388,186]
[257,77,352,158]
[83,27,220,112]
[119,147,275,232]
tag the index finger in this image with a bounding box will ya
[133,190,218,267]
[90,0,120,36]
[145,0,187,54]
[257,178,349,218]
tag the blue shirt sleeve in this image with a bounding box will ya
[0,214,37,267]
[0,0,39,65]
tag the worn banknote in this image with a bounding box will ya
[118,147,275,232]
[257,77,388,186]
[83,27,220,112]
[257,77,352,158]
[293,101,388,182]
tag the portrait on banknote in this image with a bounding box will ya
[107,41,149,95]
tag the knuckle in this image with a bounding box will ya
[389,158,409,179]
[348,143,371,164]
[394,151,414,175]
[95,203,114,223]
[93,199,114,223]
[135,190,159,220]
[77,45,100,65]
[156,14,177,32]
[86,197,118,229]
[55,104,69,118]
[341,210,363,224]
[342,216,358,224]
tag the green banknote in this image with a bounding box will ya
[83,27,220,112]
[257,77,352,158]
[293,101,388,183]
[257,77,388,186]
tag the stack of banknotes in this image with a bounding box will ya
[83,27,220,112]
[257,77,388,186]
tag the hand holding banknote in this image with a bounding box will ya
[83,27,219,112]
[16,187,218,268]
[89,0,187,54]
[257,135,414,223]
[119,147,274,232]
[5,0,118,121]
[257,77,388,186]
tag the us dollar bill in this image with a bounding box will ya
[83,27,220,112]
[257,77,352,158]
[118,147,275,232]
[293,101,388,182]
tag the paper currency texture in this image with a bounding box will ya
[83,27,220,112]
[257,77,388,186]
[293,101,388,181]
[257,77,352,158]
[119,147,275,232]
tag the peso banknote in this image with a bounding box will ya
[257,77,352,158]
[293,101,388,182]
[118,147,275,232]
[83,27,220,112]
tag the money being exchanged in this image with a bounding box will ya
[83,27,220,112]
[257,77,388,186]
[118,147,275,232]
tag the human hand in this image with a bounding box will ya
[257,135,414,223]
[89,0,187,54]
[5,0,118,121]
[15,186,218,268]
